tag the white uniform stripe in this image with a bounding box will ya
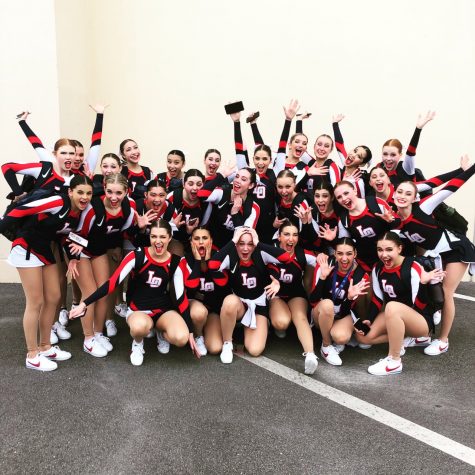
[239,355,475,467]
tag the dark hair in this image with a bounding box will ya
[240,167,257,185]
[357,145,372,165]
[184,169,205,181]
[70,174,93,189]
[191,226,211,237]
[150,219,172,236]
[334,237,356,250]
[204,149,221,159]
[276,169,296,182]
[378,231,403,247]
[167,149,186,163]
[254,144,272,158]
[369,165,388,178]
[119,138,137,156]
[278,219,298,234]
[101,153,122,167]
[314,181,334,196]
[71,139,84,149]
[146,179,167,192]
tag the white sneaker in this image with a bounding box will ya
[105,319,118,337]
[400,345,406,357]
[320,345,343,366]
[50,328,59,345]
[40,345,72,361]
[404,336,431,348]
[274,329,287,339]
[130,340,145,366]
[304,352,318,375]
[58,308,69,326]
[346,335,359,347]
[53,322,71,340]
[194,336,208,356]
[368,356,403,376]
[333,344,345,354]
[156,331,170,354]
[433,310,442,326]
[114,303,128,319]
[424,339,449,356]
[95,333,113,352]
[26,354,57,371]
[83,338,108,357]
[220,341,233,364]
[358,343,372,350]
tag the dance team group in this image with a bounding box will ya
[1,100,474,376]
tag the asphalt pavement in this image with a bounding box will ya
[0,282,474,474]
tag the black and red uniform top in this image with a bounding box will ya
[121,165,153,201]
[83,248,192,329]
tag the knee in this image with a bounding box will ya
[330,329,351,345]
[129,320,151,337]
[205,338,223,355]
[245,342,265,357]
[191,309,207,327]
[384,301,400,318]
[272,317,289,331]
[167,329,189,347]
[221,297,239,316]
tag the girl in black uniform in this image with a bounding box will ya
[92,153,122,197]
[183,227,230,356]
[15,105,105,177]
[273,170,310,231]
[394,161,475,356]
[167,169,207,254]
[120,138,153,201]
[310,238,370,366]
[198,168,260,249]
[377,111,435,187]
[333,180,396,273]
[230,111,279,244]
[267,221,319,374]
[0,175,94,371]
[155,150,186,192]
[297,181,340,254]
[70,219,200,365]
[71,173,136,357]
[356,232,444,375]
[133,179,176,249]
[208,227,291,364]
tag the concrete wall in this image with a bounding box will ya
[1,0,474,281]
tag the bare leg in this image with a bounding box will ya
[288,297,314,353]
[243,314,268,356]
[190,300,207,336]
[204,312,222,354]
[18,267,44,357]
[220,295,246,342]
[38,263,61,351]
[156,310,189,347]
[440,262,467,342]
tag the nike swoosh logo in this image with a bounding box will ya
[385,364,401,373]
[41,171,49,178]
[218,201,228,209]
[96,217,104,226]
[84,345,93,352]
[46,353,57,358]
[58,210,68,219]
[322,351,329,358]
[415,338,429,344]
[28,360,41,367]
[439,345,448,351]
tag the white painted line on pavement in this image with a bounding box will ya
[454,293,475,302]
[239,354,475,467]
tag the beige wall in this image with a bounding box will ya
[0,0,61,282]
[1,0,474,282]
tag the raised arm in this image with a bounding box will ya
[332,114,347,168]
[85,104,106,172]
[402,111,436,176]
[17,112,53,162]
